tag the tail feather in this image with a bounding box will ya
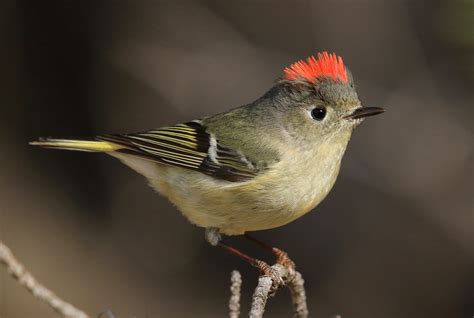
[29,138,123,152]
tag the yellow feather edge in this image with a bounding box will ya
[29,139,123,152]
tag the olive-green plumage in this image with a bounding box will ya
[30,52,383,239]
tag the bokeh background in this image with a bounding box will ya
[0,0,472,317]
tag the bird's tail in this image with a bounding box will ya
[29,138,123,153]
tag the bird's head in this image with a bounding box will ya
[267,52,384,146]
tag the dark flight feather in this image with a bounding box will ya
[97,121,259,182]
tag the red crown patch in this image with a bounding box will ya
[283,52,348,83]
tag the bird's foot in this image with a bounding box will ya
[211,230,295,291]
[216,240,285,292]
[244,234,296,276]
[272,247,296,276]
[254,259,284,292]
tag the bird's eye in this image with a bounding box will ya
[311,107,326,121]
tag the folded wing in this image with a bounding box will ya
[98,121,260,182]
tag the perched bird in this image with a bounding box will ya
[31,52,383,273]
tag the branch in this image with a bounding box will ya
[231,264,308,318]
[0,240,89,318]
[249,275,273,317]
[288,271,309,317]
[1,238,308,318]
[229,270,242,318]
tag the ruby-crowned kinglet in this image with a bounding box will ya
[30,52,383,248]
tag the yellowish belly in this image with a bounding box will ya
[150,143,344,235]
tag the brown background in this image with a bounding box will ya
[0,0,472,317]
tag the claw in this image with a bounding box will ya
[244,234,296,277]
[273,248,296,276]
[216,233,296,291]
[254,259,284,292]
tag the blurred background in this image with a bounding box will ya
[0,0,472,317]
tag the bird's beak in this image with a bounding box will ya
[344,106,385,120]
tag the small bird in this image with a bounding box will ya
[31,52,383,273]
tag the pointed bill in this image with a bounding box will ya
[344,107,385,120]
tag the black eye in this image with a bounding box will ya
[311,107,326,121]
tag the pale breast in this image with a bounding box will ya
[258,140,346,224]
[147,135,349,236]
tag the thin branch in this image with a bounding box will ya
[248,264,308,318]
[229,270,242,318]
[0,240,89,318]
[249,275,272,318]
[1,237,309,318]
[288,271,309,317]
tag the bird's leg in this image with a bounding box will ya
[217,242,284,286]
[244,234,296,272]
[204,228,283,286]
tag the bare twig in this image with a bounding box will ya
[288,271,308,317]
[0,240,89,318]
[1,238,308,318]
[247,263,308,318]
[229,270,242,318]
[249,275,273,318]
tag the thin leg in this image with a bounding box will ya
[204,228,286,286]
[218,241,283,285]
[244,234,273,251]
[244,234,295,270]
[218,242,257,266]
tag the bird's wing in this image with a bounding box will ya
[97,121,261,182]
